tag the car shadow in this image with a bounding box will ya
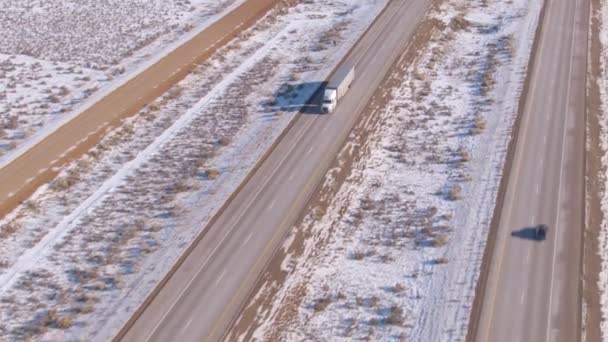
[511,226,544,241]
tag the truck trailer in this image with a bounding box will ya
[322,64,355,113]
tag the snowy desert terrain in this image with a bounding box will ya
[0,0,244,164]
[594,0,608,338]
[227,0,543,340]
[0,0,389,340]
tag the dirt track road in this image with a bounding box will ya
[473,0,588,340]
[0,0,277,218]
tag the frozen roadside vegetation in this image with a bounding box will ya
[228,0,543,340]
[0,0,243,162]
[0,0,388,340]
[596,0,608,338]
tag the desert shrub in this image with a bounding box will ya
[0,221,20,239]
[431,234,448,247]
[217,137,231,146]
[51,170,80,191]
[471,116,487,135]
[459,148,471,162]
[205,168,220,180]
[23,200,40,213]
[40,309,72,329]
[313,296,332,312]
[311,206,326,221]
[386,305,405,325]
[434,257,449,264]
[350,249,366,260]
[174,180,191,193]
[450,14,471,31]
[360,197,375,210]
[447,184,462,201]
[56,316,73,329]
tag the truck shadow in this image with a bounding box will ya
[264,81,326,114]
[511,227,544,241]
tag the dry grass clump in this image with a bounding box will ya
[434,257,449,264]
[481,69,496,95]
[217,136,231,146]
[449,14,471,31]
[312,295,332,312]
[205,168,220,180]
[165,86,184,100]
[392,283,405,293]
[315,20,350,51]
[3,116,18,130]
[311,206,327,221]
[147,103,161,112]
[6,141,17,151]
[40,309,73,330]
[431,234,448,247]
[173,179,192,193]
[385,305,406,325]
[51,169,81,191]
[447,184,462,201]
[23,200,40,213]
[471,115,487,135]
[0,221,20,239]
[458,147,471,163]
[350,249,366,260]
[360,197,376,211]
[56,316,73,329]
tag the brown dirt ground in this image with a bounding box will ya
[223,2,445,340]
[583,0,603,340]
[0,0,279,220]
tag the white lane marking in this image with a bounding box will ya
[214,269,226,287]
[242,232,253,246]
[525,250,531,264]
[543,134,547,143]
[306,146,314,155]
[532,215,536,224]
[322,124,329,132]
[268,199,277,210]
[520,293,525,305]
[536,183,541,195]
[288,172,295,181]
[180,317,195,335]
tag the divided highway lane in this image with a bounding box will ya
[474,0,588,340]
[0,0,278,218]
[118,0,432,341]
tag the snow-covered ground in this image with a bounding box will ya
[595,0,608,338]
[229,0,543,340]
[0,0,388,340]
[0,0,245,164]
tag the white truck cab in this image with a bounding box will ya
[322,88,337,113]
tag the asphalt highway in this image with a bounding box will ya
[474,0,588,340]
[118,0,432,341]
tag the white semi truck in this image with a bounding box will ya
[322,64,355,113]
